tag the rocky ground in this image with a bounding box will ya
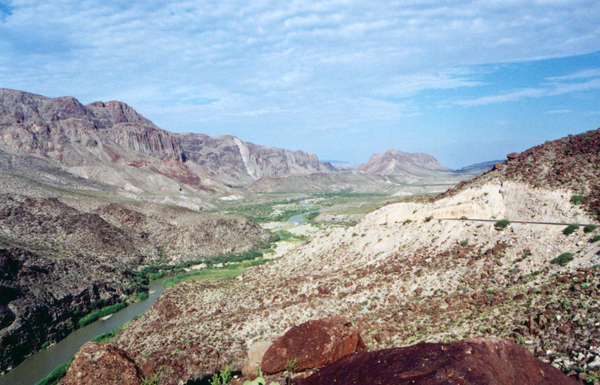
[92,129,600,384]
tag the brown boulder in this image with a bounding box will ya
[261,316,366,375]
[61,342,142,385]
[507,152,520,160]
[298,337,576,385]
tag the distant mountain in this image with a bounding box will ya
[354,149,452,177]
[455,160,501,175]
[179,133,335,187]
[0,89,334,197]
[322,160,357,171]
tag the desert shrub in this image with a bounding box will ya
[424,216,433,222]
[551,253,574,266]
[460,239,469,247]
[563,224,579,235]
[570,195,585,204]
[494,219,510,229]
[584,224,598,233]
[592,235,600,243]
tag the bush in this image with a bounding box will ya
[551,253,574,266]
[494,219,511,229]
[563,224,579,236]
[570,195,585,204]
[137,292,149,301]
[592,235,600,243]
[584,224,598,233]
[78,302,127,328]
[460,239,469,247]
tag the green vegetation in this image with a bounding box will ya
[243,370,280,385]
[584,224,598,233]
[78,302,127,328]
[142,368,161,385]
[494,219,511,229]
[570,195,585,205]
[131,234,279,286]
[592,235,600,243]
[162,267,247,288]
[551,253,574,267]
[563,224,579,235]
[460,239,469,247]
[35,357,74,385]
[209,365,232,385]
[91,325,125,343]
[137,292,149,301]
[286,358,299,373]
[302,211,320,223]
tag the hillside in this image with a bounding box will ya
[84,129,600,384]
[442,128,600,219]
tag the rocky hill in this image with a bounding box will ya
[0,187,270,373]
[74,129,600,384]
[442,128,600,220]
[355,148,452,177]
[0,89,334,196]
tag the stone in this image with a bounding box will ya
[261,316,366,375]
[299,337,576,385]
[242,340,272,377]
[507,152,520,160]
[61,342,142,385]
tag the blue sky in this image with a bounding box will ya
[0,1,599,168]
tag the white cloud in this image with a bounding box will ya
[455,68,600,106]
[544,109,573,114]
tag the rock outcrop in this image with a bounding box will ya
[261,316,366,374]
[61,342,142,385]
[299,337,576,385]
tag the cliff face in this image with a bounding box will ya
[0,89,335,193]
[179,133,335,186]
[355,149,451,177]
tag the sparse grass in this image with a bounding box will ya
[563,224,579,236]
[551,253,574,267]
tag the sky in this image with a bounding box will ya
[0,1,599,169]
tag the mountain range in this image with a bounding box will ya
[0,88,494,201]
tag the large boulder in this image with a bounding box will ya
[261,316,366,375]
[298,337,576,385]
[61,342,142,385]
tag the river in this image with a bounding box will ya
[0,280,166,385]
[1,205,318,385]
